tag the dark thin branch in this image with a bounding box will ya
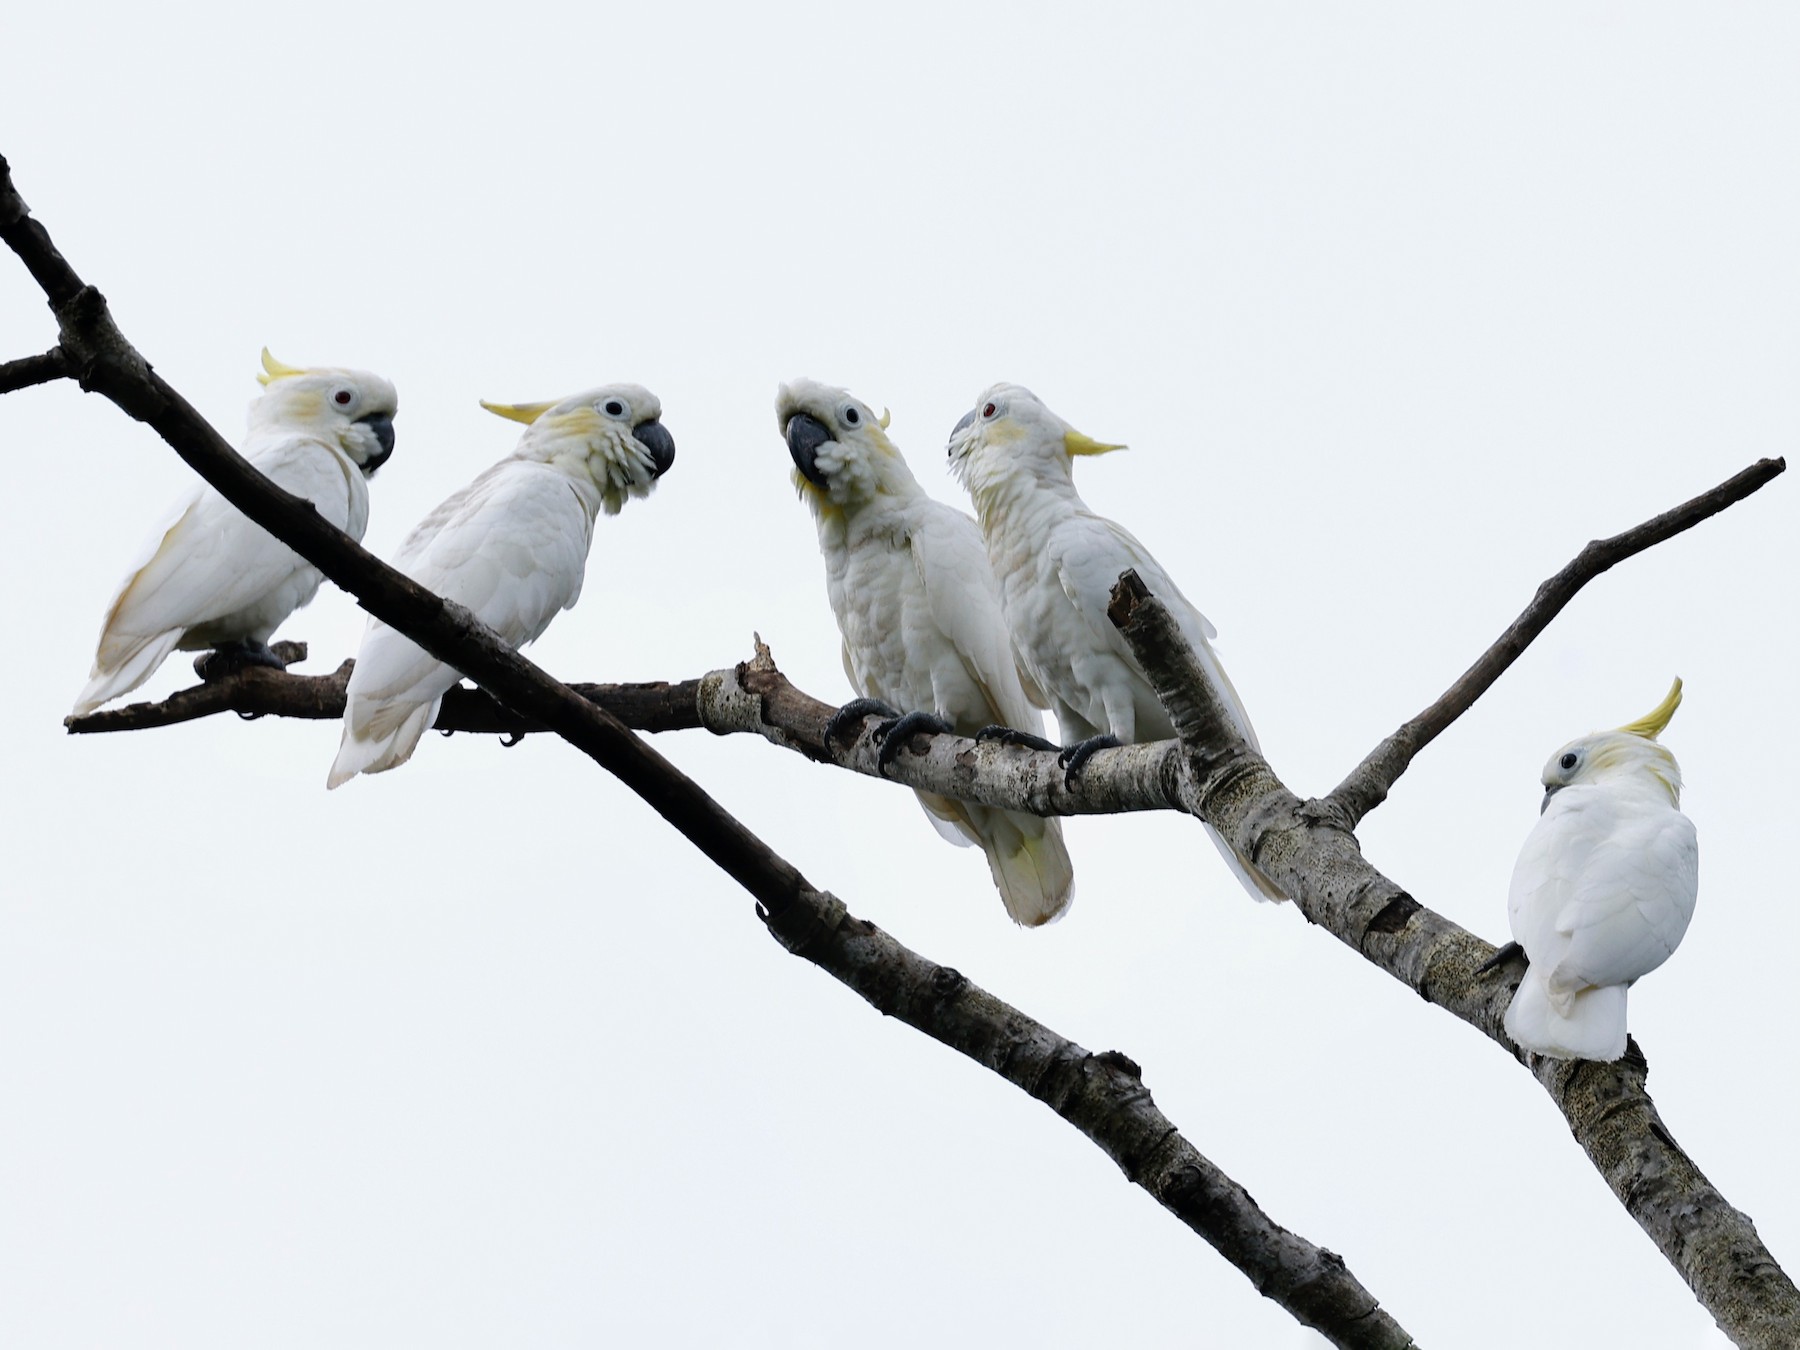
[769,887,1415,1348]
[1108,574,1800,1350]
[3,151,1412,1349]
[0,346,69,393]
[1327,456,1787,827]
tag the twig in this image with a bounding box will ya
[1326,457,1786,827]
[0,346,69,393]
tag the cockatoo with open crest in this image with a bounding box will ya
[1502,679,1700,1061]
[780,378,1074,926]
[946,382,1281,903]
[327,384,674,787]
[72,349,398,716]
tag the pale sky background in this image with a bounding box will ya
[2,5,1795,1348]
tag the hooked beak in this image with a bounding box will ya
[1540,784,1562,814]
[634,419,676,477]
[946,407,977,459]
[785,412,833,489]
[356,412,396,475]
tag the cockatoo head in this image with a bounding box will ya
[945,382,1125,505]
[252,348,399,476]
[1538,678,1685,811]
[776,378,913,517]
[481,383,675,515]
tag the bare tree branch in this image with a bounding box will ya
[3,152,1413,1349]
[1325,456,1786,828]
[1107,571,1800,1350]
[0,345,69,393]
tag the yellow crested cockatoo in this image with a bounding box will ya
[945,382,1282,903]
[72,349,398,715]
[779,378,1075,926]
[1502,679,1700,1062]
[327,385,674,787]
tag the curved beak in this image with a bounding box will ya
[1540,785,1562,814]
[356,412,396,475]
[784,413,833,489]
[634,419,676,477]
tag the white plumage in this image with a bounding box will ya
[946,382,1282,903]
[1504,679,1700,1061]
[327,384,674,787]
[780,378,1074,926]
[72,349,398,716]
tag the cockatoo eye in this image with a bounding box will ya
[843,406,860,426]
[982,402,997,418]
[600,399,626,417]
[1560,752,1579,771]
[332,388,356,408]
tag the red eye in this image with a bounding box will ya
[333,389,353,406]
[982,402,997,418]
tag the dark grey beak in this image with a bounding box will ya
[785,413,833,489]
[634,419,676,477]
[948,407,976,457]
[356,413,396,475]
[1540,785,1562,815]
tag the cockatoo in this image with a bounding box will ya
[779,378,1074,926]
[1502,679,1700,1062]
[945,382,1282,903]
[327,384,673,787]
[72,349,398,716]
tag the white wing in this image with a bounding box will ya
[75,436,359,713]
[329,461,595,786]
[1555,807,1699,992]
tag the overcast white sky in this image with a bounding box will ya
[3,5,1795,1347]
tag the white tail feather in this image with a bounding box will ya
[326,699,440,788]
[1504,972,1629,1062]
[71,630,184,716]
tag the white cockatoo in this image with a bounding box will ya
[945,382,1282,903]
[1502,679,1700,1062]
[779,378,1075,926]
[327,385,674,788]
[72,349,398,715]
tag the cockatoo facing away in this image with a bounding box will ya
[327,384,674,788]
[779,378,1074,926]
[72,349,398,716]
[1503,679,1700,1062]
[945,382,1282,904]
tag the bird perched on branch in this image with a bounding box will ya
[780,378,1074,926]
[72,349,398,716]
[946,382,1281,903]
[327,384,675,787]
[1502,679,1700,1062]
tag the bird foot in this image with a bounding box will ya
[824,698,903,746]
[973,724,1061,753]
[194,640,289,682]
[1475,941,1526,976]
[874,710,956,772]
[1057,734,1122,787]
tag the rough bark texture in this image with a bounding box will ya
[4,151,1411,1350]
[1107,571,1800,1349]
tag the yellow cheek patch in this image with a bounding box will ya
[480,398,558,425]
[1616,677,1683,740]
[1065,429,1127,457]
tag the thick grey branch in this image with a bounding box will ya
[1326,456,1786,828]
[1108,572,1800,1349]
[3,151,1410,1349]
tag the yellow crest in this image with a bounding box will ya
[256,347,307,387]
[877,408,892,430]
[1064,429,1127,457]
[480,399,557,425]
[1616,677,1683,740]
